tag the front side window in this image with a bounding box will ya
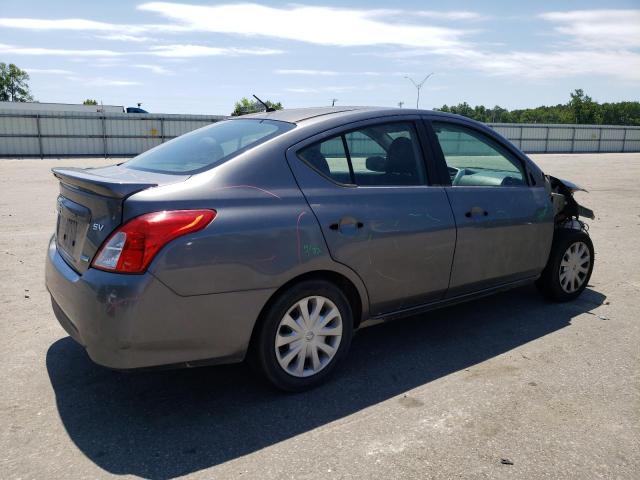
[126,119,293,174]
[433,122,526,187]
[298,122,427,186]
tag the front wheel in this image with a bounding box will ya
[252,280,353,391]
[536,229,594,302]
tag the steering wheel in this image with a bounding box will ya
[451,168,467,185]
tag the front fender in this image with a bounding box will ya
[548,175,595,221]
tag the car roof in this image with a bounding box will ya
[239,106,377,123]
[238,106,470,125]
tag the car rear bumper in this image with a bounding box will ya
[45,236,275,370]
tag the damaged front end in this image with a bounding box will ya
[547,176,595,231]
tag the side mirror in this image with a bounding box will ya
[365,156,386,172]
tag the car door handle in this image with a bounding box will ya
[465,207,488,218]
[329,218,364,231]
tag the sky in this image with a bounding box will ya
[0,0,639,115]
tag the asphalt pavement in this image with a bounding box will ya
[0,153,638,479]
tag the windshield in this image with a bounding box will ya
[125,119,294,174]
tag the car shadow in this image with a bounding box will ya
[46,285,605,479]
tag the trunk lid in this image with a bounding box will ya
[52,165,187,273]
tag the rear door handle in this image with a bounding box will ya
[329,217,364,233]
[465,206,488,218]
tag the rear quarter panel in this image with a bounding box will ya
[124,136,370,317]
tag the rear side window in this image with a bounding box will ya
[125,119,293,174]
[298,122,427,186]
[298,136,352,184]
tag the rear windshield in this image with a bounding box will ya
[125,119,294,174]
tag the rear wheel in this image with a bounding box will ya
[536,229,594,302]
[253,280,353,391]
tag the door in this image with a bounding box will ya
[286,118,456,315]
[427,119,554,297]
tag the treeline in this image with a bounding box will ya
[436,90,640,126]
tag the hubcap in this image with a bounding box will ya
[275,296,343,378]
[559,241,591,293]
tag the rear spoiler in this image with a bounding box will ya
[52,167,157,199]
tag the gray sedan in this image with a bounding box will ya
[46,107,595,390]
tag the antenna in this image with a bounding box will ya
[253,94,276,112]
[397,101,404,108]
[331,98,338,107]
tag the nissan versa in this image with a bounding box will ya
[46,107,595,391]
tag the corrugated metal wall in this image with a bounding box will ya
[0,111,225,158]
[0,111,638,157]
[489,123,640,154]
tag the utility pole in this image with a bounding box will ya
[331,98,338,107]
[397,101,404,108]
[404,73,434,109]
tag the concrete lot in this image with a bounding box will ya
[0,153,638,479]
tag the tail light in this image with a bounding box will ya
[92,209,216,274]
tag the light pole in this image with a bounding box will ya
[404,73,434,109]
[397,101,404,108]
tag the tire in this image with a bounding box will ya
[536,228,594,302]
[252,280,354,391]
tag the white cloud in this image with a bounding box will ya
[433,47,640,82]
[0,6,485,45]
[284,87,318,93]
[540,10,640,49]
[0,42,282,59]
[96,34,155,43]
[138,2,468,49]
[415,11,488,21]
[0,43,122,56]
[1,6,637,84]
[65,76,141,86]
[374,8,640,83]
[134,64,172,75]
[148,44,283,57]
[276,69,384,76]
[0,18,126,31]
[23,68,72,75]
[0,17,186,34]
[276,69,340,76]
[91,58,125,67]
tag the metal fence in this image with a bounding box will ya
[0,111,225,158]
[0,110,639,158]
[489,123,640,154]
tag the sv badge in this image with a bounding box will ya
[92,223,105,231]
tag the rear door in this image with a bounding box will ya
[286,116,456,315]
[425,118,554,297]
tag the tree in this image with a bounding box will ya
[434,90,639,126]
[0,63,34,102]
[568,89,602,124]
[83,99,98,105]
[231,97,283,116]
